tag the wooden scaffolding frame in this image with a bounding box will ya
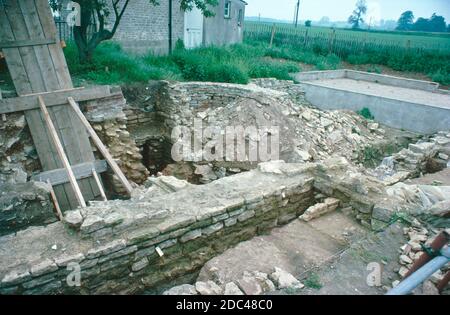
[0,0,132,212]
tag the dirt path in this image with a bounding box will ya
[195,211,409,295]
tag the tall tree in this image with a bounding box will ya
[412,13,447,32]
[49,0,218,63]
[429,13,447,32]
[348,0,367,29]
[396,10,414,31]
[413,17,431,32]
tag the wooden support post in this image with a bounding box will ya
[269,23,276,48]
[38,96,86,208]
[0,90,5,122]
[67,97,133,195]
[92,168,107,202]
[47,179,63,221]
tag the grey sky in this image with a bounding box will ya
[245,0,450,23]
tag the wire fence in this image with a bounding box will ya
[244,22,450,58]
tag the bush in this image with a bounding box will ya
[347,54,371,65]
[357,107,375,120]
[429,69,450,85]
[248,59,299,80]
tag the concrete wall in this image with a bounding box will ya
[299,82,450,134]
[203,0,246,46]
[293,70,440,92]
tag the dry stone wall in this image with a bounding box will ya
[0,161,318,295]
[81,89,149,192]
[0,157,419,295]
[0,181,54,237]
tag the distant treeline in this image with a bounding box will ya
[396,11,449,33]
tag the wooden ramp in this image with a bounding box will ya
[0,0,130,210]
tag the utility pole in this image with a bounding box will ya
[294,0,300,28]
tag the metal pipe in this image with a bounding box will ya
[404,231,448,278]
[386,246,450,295]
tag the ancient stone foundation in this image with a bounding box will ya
[0,162,317,295]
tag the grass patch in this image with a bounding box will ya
[64,41,300,85]
[303,273,323,290]
[357,107,375,120]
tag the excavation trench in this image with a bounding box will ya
[1,79,449,294]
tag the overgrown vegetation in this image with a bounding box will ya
[245,22,450,85]
[304,273,323,290]
[357,107,374,120]
[63,20,450,87]
[64,41,300,85]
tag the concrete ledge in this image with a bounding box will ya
[298,83,450,134]
[293,70,439,92]
[292,70,450,134]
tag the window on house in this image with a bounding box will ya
[238,9,243,26]
[224,1,231,19]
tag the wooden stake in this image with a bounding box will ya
[67,97,133,195]
[269,23,276,48]
[47,179,63,221]
[0,90,5,122]
[38,96,86,208]
[92,168,107,202]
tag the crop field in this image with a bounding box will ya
[245,22,450,55]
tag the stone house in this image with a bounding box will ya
[58,0,247,54]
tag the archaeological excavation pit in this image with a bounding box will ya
[1,74,450,295]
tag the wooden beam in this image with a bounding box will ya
[0,38,56,49]
[0,89,5,122]
[31,160,108,186]
[67,97,133,195]
[38,96,86,208]
[0,85,119,115]
[47,179,63,221]
[92,168,107,202]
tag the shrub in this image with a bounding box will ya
[248,59,299,80]
[357,107,375,120]
[429,69,450,85]
[304,273,323,290]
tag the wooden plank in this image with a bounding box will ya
[32,160,108,186]
[35,0,73,89]
[38,96,86,208]
[19,0,61,91]
[0,38,56,49]
[68,97,133,195]
[92,169,108,202]
[48,103,97,203]
[47,179,63,221]
[1,0,103,210]
[0,86,115,114]
[0,90,5,122]
[4,0,46,93]
[1,1,73,210]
